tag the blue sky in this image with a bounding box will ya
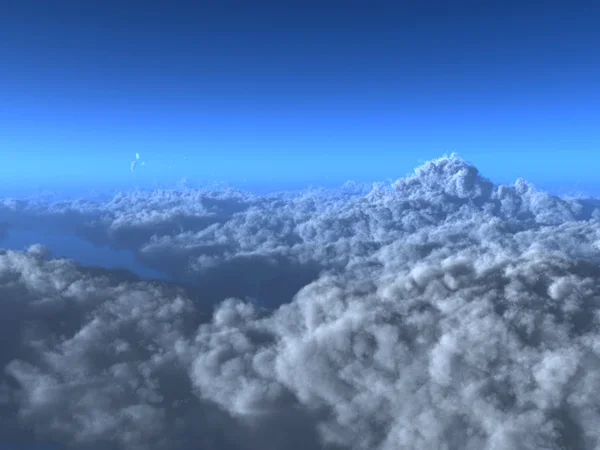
[1,0,599,194]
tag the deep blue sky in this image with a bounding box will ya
[1,0,599,194]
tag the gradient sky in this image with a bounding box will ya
[1,0,599,194]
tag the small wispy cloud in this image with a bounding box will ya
[131,152,146,172]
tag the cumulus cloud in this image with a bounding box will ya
[2,154,600,449]
[0,248,319,450]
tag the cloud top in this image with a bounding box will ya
[1,155,600,450]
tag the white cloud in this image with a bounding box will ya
[131,153,145,172]
[1,155,600,449]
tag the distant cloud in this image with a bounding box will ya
[1,154,600,449]
[131,152,145,172]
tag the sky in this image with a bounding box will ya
[1,0,599,194]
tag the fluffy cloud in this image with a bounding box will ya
[2,155,600,449]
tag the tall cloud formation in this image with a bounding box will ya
[2,155,600,450]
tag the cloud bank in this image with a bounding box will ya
[2,154,600,450]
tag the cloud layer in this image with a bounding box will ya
[2,155,600,450]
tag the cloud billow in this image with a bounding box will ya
[1,154,600,450]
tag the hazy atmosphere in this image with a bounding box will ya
[1,1,599,450]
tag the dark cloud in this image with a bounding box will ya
[1,155,600,449]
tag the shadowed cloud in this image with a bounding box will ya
[1,155,600,450]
